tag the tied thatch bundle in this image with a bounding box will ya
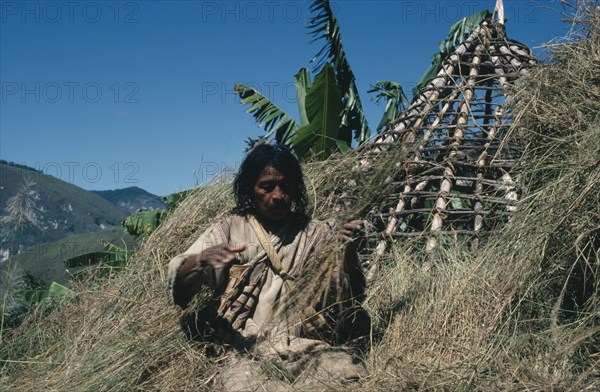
[1,4,599,390]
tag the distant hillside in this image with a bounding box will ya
[91,186,165,214]
[0,162,128,259]
[11,227,137,286]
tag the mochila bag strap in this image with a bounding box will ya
[248,215,327,334]
[247,215,294,281]
[215,215,289,322]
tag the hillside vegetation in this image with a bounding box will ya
[1,6,599,391]
[0,162,127,258]
[10,227,137,286]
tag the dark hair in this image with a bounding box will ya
[233,144,309,221]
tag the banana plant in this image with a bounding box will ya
[237,63,345,160]
[56,242,131,286]
[20,281,76,307]
[64,241,130,276]
[123,188,192,238]
[236,0,371,161]
[20,243,125,307]
[123,210,168,237]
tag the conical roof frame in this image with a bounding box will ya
[358,18,537,276]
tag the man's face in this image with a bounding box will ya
[253,166,294,222]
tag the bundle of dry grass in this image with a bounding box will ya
[1,4,598,391]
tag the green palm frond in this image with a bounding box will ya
[235,84,299,146]
[307,0,370,141]
[368,81,408,132]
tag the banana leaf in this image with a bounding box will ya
[64,242,129,269]
[20,288,48,305]
[292,63,343,160]
[47,282,76,299]
[123,210,168,237]
[163,189,193,211]
[235,84,299,146]
[308,0,370,141]
[294,68,312,127]
[64,251,112,268]
[20,281,76,306]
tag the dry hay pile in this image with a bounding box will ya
[0,155,390,391]
[0,182,234,391]
[1,5,599,391]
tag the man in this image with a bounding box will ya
[167,144,367,388]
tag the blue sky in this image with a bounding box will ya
[1,0,571,196]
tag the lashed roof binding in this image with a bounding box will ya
[358,13,537,276]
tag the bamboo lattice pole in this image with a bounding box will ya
[494,0,505,25]
[364,28,488,279]
[426,45,484,252]
[472,89,506,250]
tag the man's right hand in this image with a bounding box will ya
[178,243,247,275]
[173,243,247,301]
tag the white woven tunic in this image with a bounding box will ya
[167,214,332,350]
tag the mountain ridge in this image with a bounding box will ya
[91,186,166,214]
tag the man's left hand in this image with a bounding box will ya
[338,219,365,250]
